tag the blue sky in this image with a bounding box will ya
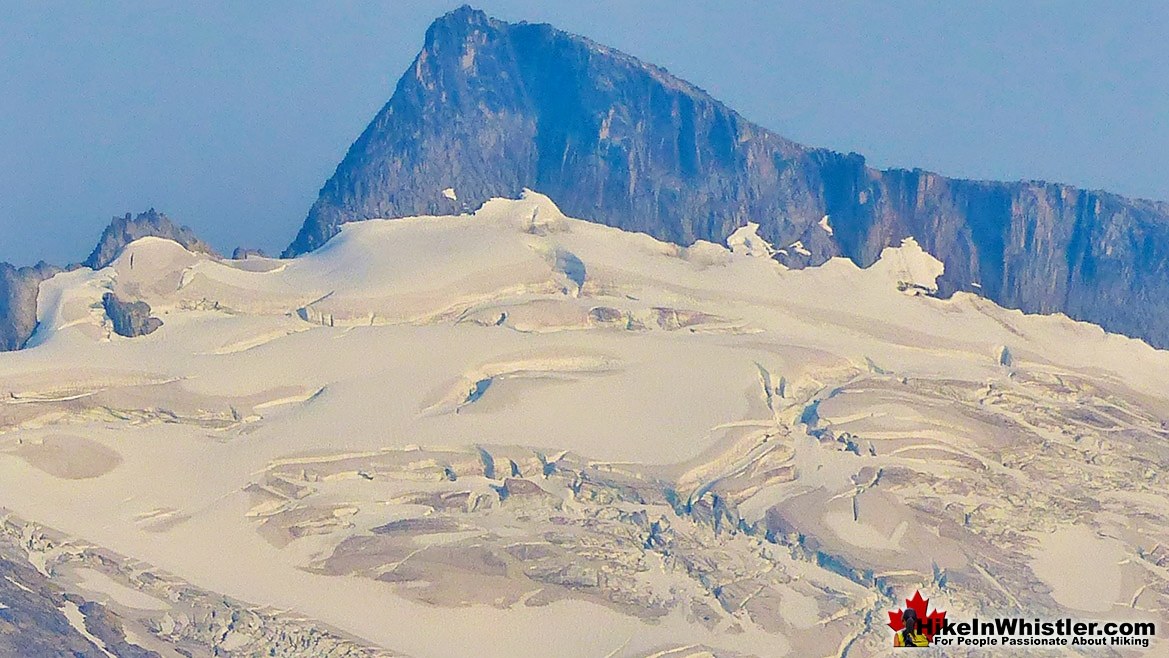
[2,1,1166,263]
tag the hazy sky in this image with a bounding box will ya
[2,1,1166,263]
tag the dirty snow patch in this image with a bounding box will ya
[727,223,776,258]
[818,215,834,236]
[1031,525,1124,613]
[442,188,457,201]
[870,237,944,292]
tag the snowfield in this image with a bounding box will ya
[1,192,1167,657]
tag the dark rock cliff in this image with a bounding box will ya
[0,262,62,351]
[286,5,1169,349]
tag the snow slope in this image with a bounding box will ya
[0,192,1166,657]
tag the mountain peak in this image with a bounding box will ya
[421,5,502,58]
[429,4,491,31]
[283,8,792,257]
[0,209,216,353]
[284,8,1169,351]
[84,209,218,270]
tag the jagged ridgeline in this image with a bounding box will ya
[287,5,1169,350]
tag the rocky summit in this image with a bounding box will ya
[84,208,217,270]
[287,5,1169,350]
[0,209,216,352]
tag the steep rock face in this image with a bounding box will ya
[102,292,162,337]
[85,208,217,270]
[825,169,1169,350]
[286,6,829,260]
[287,5,1169,349]
[0,262,62,351]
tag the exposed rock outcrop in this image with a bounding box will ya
[232,246,267,259]
[1,209,212,352]
[2,514,401,658]
[0,525,145,657]
[85,209,217,270]
[102,292,163,337]
[0,261,62,351]
[286,5,1169,349]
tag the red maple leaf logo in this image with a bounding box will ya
[887,590,947,642]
